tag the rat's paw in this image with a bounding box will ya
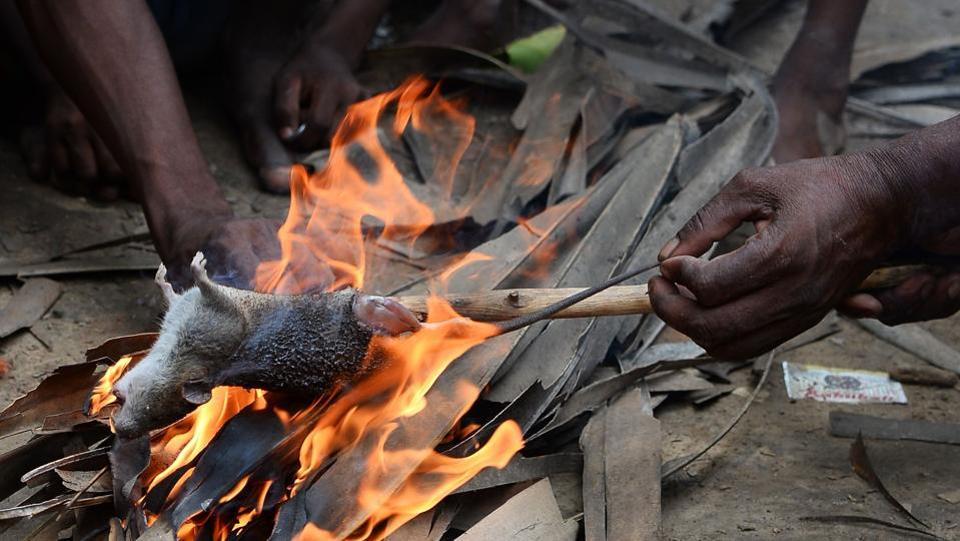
[191,252,210,283]
[155,264,179,304]
[353,294,422,336]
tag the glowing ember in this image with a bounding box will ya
[91,77,529,540]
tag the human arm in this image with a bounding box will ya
[649,115,960,359]
[16,0,278,286]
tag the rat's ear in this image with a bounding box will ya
[181,379,213,405]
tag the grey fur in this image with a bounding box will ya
[111,253,378,439]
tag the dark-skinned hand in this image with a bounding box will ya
[840,226,960,324]
[648,154,909,360]
[234,45,365,194]
[164,216,286,291]
[273,46,365,152]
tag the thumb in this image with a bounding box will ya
[660,177,771,261]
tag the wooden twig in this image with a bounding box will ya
[395,264,939,322]
[396,285,651,322]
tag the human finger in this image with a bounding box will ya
[650,274,814,357]
[326,82,364,140]
[837,293,883,318]
[296,83,340,150]
[708,310,826,359]
[659,225,785,307]
[273,71,303,142]
[659,176,772,261]
[873,273,960,325]
[49,139,70,178]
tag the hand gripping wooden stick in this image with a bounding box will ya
[393,264,940,323]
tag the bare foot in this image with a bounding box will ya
[21,87,125,200]
[409,0,506,50]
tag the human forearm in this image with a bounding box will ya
[305,0,391,65]
[16,0,231,257]
[864,115,960,250]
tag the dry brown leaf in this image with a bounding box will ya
[850,433,929,528]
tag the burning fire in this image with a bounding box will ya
[92,77,531,539]
[88,354,133,416]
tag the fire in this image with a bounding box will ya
[255,77,482,295]
[142,387,268,498]
[92,77,530,540]
[87,354,133,415]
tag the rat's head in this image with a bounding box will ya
[111,258,248,439]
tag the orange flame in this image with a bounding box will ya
[87,354,134,416]
[93,77,530,540]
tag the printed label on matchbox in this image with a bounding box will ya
[782,362,908,404]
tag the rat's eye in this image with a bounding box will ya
[113,387,126,406]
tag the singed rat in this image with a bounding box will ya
[109,252,656,439]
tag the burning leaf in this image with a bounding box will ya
[485,119,682,404]
[580,386,661,540]
[646,369,715,394]
[621,340,706,372]
[0,493,111,520]
[452,453,583,494]
[528,357,711,446]
[20,447,109,486]
[86,333,158,363]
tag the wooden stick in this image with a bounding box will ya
[393,264,939,322]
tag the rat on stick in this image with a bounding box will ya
[106,252,659,439]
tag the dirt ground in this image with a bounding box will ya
[2,8,960,540]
